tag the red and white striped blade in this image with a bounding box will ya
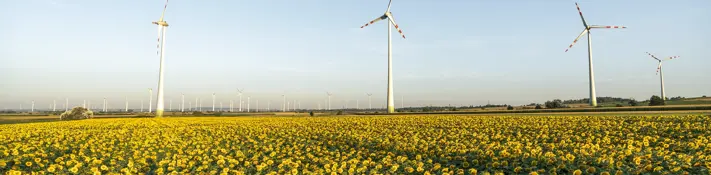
[159,0,169,21]
[565,29,588,52]
[575,3,588,27]
[360,14,388,28]
[666,56,680,60]
[156,26,163,55]
[386,12,406,39]
[646,52,661,61]
[656,62,662,75]
[590,25,627,29]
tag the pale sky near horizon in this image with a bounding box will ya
[1,0,710,110]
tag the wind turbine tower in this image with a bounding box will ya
[646,52,680,100]
[360,0,407,113]
[564,2,627,107]
[151,0,170,117]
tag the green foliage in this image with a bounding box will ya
[628,100,638,106]
[336,111,343,115]
[535,105,543,109]
[192,111,204,116]
[214,112,223,116]
[616,104,624,107]
[545,99,567,109]
[507,105,514,110]
[649,95,665,106]
[309,111,314,116]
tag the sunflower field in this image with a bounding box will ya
[1,115,710,174]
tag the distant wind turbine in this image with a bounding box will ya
[366,93,372,109]
[31,100,34,112]
[181,93,184,112]
[564,2,627,107]
[237,89,244,112]
[282,95,286,112]
[212,93,216,112]
[152,0,170,117]
[148,88,153,113]
[327,92,333,110]
[360,0,407,113]
[646,52,680,100]
[65,98,68,111]
[125,97,128,112]
[247,96,251,112]
[53,100,56,112]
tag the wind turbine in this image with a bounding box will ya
[326,92,332,110]
[53,100,56,112]
[360,0,406,113]
[282,95,286,112]
[125,97,128,112]
[212,93,216,112]
[366,93,373,109]
[237,89,244,112]
[31,100,34,112]
[152,0,170,117]
[646,52,680,100]
[247,96,251,112]
[148,88,153,113]
[65,98,68,111]
[181,93,184,112]
[564,2,627,107]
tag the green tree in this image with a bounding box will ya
[309,111,314,116]
[507,105,514,110]
[628,100,638,106]
[649,95,665,106]
[535,105,543,109]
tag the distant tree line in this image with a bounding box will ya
[561,97,636,104]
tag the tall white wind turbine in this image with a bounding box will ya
[564,2,627,107]
[646,52,680,100]
[125,97,128,112]
[181,93,184,112]
[53,100,56,112]
[31,100,34,112]
[212,93,216,112]
[152,0,170,117]
[360,0,406,113]
[282,95,286,112]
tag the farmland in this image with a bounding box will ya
[1,115,710,174]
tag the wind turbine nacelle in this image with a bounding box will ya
[153,21,169,27]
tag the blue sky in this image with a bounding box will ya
[1,0,709,110]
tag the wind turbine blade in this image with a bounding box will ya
[575,3,588,28]
[159,0,169,21]
[386,12,406,39]
[656,62,662,75]
[156,26,163,55]
[666,56,680,60]
[360,14,388,28]
[386,0,393,12]
[589,25,627,29]
[564,29,588,52]
[646,52,661,61]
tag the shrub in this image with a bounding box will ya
[649,95,665,106]
[616,104,624,107]
[214,112,223,116]
[535,105,543,109]
[507,105,514,110]
[309,111,314,116]
[628,100,638,106]
[59,107,93,120]
[192,111,204,116]
[545,99,567,109]
[336,111,343,115]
